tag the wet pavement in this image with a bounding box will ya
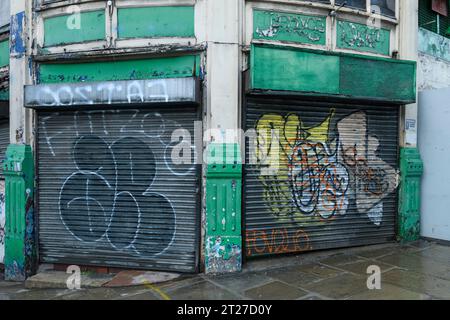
[1,239,449,300]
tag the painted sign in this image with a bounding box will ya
[337,20,390,56]
[25,77,198,108]
[253,10,326,45]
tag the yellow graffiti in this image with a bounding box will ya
[255,110,335,221]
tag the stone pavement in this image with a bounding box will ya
[1,239,450,300]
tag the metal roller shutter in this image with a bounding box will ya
[244,98,399,257]
[37,107,200,272]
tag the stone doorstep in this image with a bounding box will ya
[24,269,182,290]
[25,271,114,289]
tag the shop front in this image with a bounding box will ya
[25,62,203,272]
[243,44,417,258]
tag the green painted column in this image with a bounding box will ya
[205,143,242,274]
[398,147,423,242]
[4,145,36,281]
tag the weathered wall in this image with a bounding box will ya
[418,28,450,90]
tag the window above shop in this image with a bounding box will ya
[419,0,450,38]
[306,0,396,18]
[0,0,10,29]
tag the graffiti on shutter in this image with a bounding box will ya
[245,104,399,256]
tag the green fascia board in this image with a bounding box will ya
[44,10,106,47]
[337,20,390,56]
[253,9,326,45]
[118,6,195,39]
[251,44,340,94]
[38,55,200,84]
[340,54,416,102]
[0,39,9,67]
[250,44,416,103]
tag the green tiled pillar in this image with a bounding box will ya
[4,145,36,281]
[398,147,423,242]
[205,143,242,274]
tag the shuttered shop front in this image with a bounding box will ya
[37,108,200,272]
[244,98,399,257]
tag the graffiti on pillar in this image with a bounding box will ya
[39,109,197,261]
[254,110,397,222]
[0,180,5,263]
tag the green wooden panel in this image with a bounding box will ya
[44,10,105,47]
[250,45,416,103]
[340,55,416,102]
[337,20,390,56]
[0,89,8,101]
[38,55,200,84]
[0,39,9,67]
[118,6,195,38]
[251,45,340,94]
[253,10,326,45]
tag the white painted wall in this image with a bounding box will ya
[418,88,450,241]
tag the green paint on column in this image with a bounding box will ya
[205,143,242,274]
[44,10,106,47]
[38,55,200,84]
[398,147,423,242]
[4,145,36,281]
[118,6,195,38]
[0,39,9,68]
[0,90,8,101]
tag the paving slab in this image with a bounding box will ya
[25,271,114,289]
[355,247,398,259]
[10,288,72,300]
[104,270,180,287]
[263,266,323,288]
[382,268,450,300]
[331,260,395,276]
[412,245,450,264]
[296,263,343,278]
[165,280,240,300]
[319,253,367,267]
[378,253,450,281]
[303,273,368,299]
[347,283,431,300]
[205,272,273,294]
[243,281,308,300]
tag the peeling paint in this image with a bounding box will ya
[10,12,25,58]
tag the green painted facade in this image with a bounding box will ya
[0,89,8,101]
[253,10,326,45]
[337,20,391,55]
[44,10,106,47]
[3,145,36,281]
[398,148,423,242]
[205,143,242,274]
[118,6,195,39]
[250,44,416,103]
[38,55,200,84]
[0,39,9,67]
